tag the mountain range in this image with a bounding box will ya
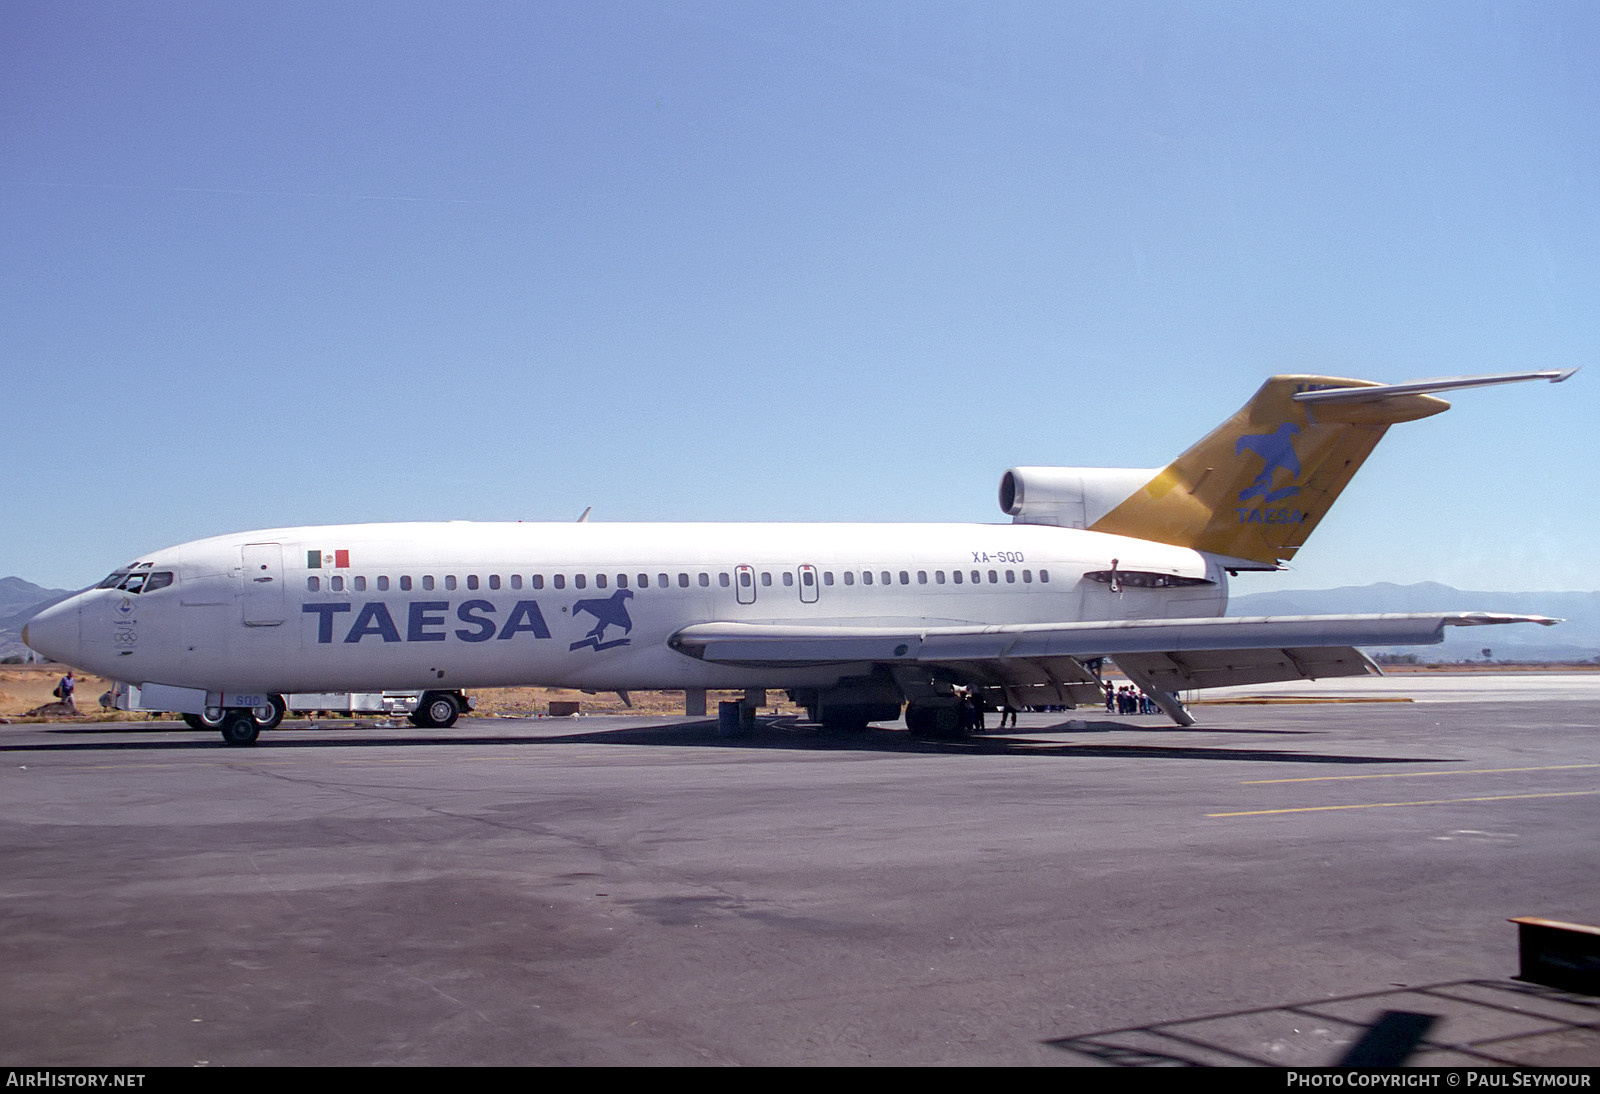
[1228,582,1600,661]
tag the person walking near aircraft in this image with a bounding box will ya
[54,670,75,710]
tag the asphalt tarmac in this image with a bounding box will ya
[3,676,1598,1066]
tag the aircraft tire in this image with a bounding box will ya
[251,694,286,731]
[414,691,461,729]
[219,710,260,747]
[906,703,964,740]
[183,707,227,732]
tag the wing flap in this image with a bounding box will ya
[1112,646,1378,692]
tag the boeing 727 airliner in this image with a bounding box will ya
[22,370,1573,745]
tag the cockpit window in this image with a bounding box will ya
[97,570,175,594]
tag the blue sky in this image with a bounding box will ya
[4,1,1595,594]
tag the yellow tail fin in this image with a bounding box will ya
[1088,375,1449,566]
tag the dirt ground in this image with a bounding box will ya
[0,663,801,721]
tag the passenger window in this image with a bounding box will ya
[575,574,586,589]
[307,577,320,591]
[988,570,998,583]
[783,572,794,587]
[698,573,710,587]
[823,571,834,586]
[761,572,772,586]
[1022,570,1032,583]
[509,575,521,590]
[718,573,730,587]
[738,571,752,588]
[679,573,690,588]
[881,571,891,585]
[530,575,542,590]
[553,575,565,589]
[489,575,500,590]
[444,575,457,591]
[917,571,927,584]
[862,571,873,585]
[971,570,981,584]
[617,574,628,589]
[936,571,945,584]
[331,576,344,592]
[658,573,670,587]
[353,576,367,592]
[899,571,909,584]
[1040,570,1050,583]
[400,576,413,591]
[422,576,435,591]
[467,575,479,590]
[1005,570,1015,583]
[377,576,390,591]
[596,574,607,588]
[843,572,855,586]
[953,570,963,584]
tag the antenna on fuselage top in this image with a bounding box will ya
[576,506,592,523]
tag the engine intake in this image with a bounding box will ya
[999,466,1158,528]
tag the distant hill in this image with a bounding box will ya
[0,577,77,661]
[1228,582,1600,661]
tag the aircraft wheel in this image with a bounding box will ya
[219,710,260,747]
[906,703,964,740]
[184,706,227,732]
[251,694,286,731]
[413,691,460,729]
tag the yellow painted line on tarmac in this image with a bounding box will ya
[1244,763,1600,785]
[1208,789,1600,818]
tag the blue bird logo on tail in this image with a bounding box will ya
[1236,423,1303,503]
[570,589,634,652]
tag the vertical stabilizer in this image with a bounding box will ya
[1088,375,1450,565]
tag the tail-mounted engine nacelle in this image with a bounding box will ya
[999,466,1158,529]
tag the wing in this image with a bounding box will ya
[669,613,1559,725]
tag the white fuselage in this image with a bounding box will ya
[26,520,1229,695]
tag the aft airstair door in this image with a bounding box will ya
[798,565,819,604]
[240,543,286,625]
[735,565,757,606]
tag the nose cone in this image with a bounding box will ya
[22,597,82,665]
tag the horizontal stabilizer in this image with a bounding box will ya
[1292,368,1576,405]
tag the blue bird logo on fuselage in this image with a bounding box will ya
[570,589,634,652]
[1235,423,1303,504]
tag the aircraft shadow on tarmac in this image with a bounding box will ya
[1046,977,1600,1067]
[5,715,1452,767]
